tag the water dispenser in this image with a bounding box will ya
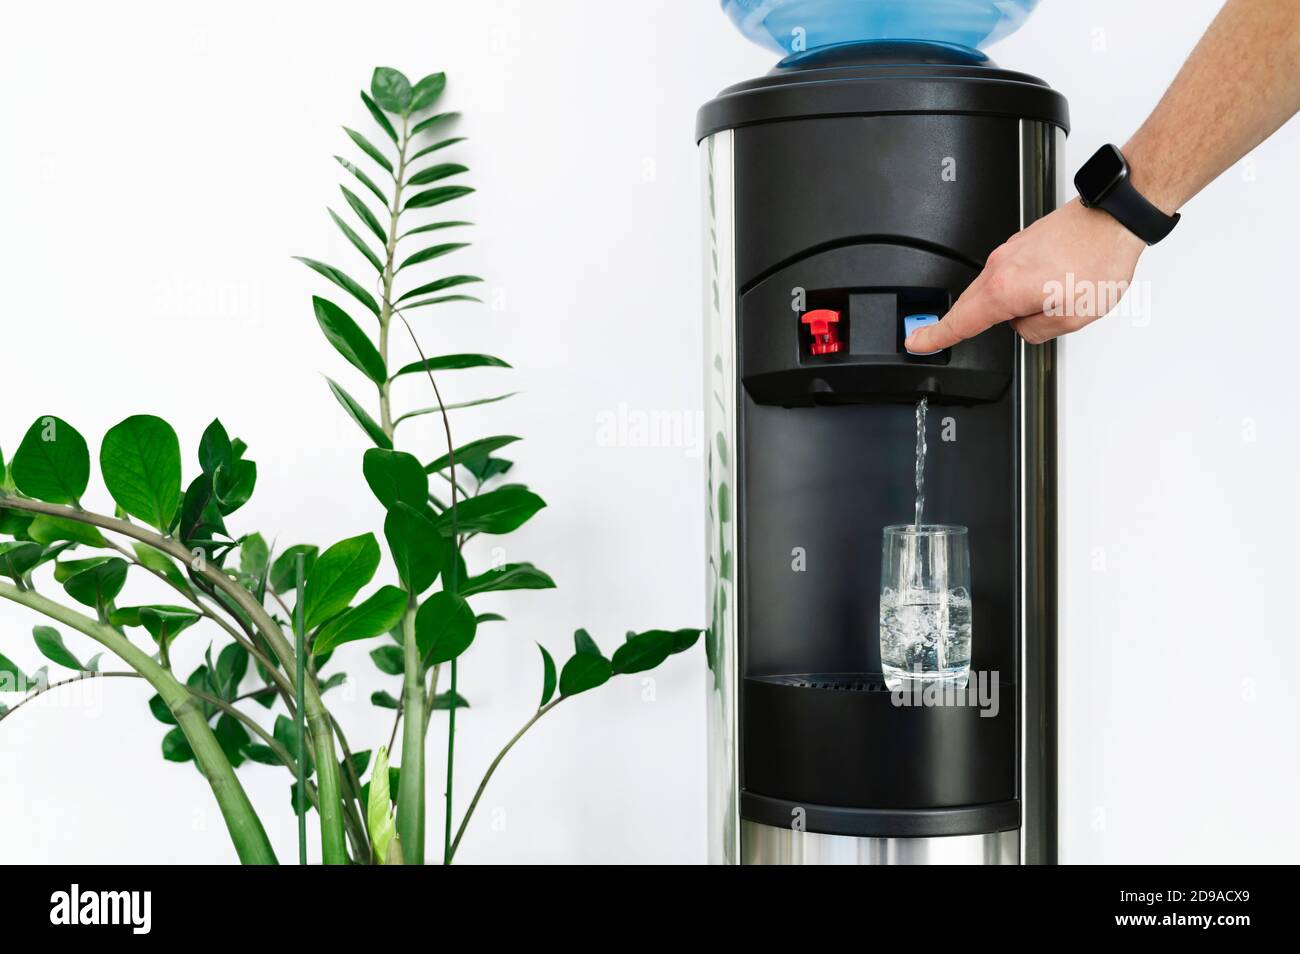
[700,0,1064,864]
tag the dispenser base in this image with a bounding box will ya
[740,820,1019,865]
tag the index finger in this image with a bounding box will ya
[904,272,1014,353]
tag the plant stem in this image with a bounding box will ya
[389,307,463,865]
[102,537,290,698]
[377,116,411,436]
[0,671,140,723]
[444,658,456,863]
[397,600,425,863]
[386,693,403,753]
[448,698,563,863]
[0,580,277,865]
[183,690,370,857]
[0,496,346,864]
[293,553,307,865]
[329,712,373,864]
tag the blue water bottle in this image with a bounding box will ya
[720,0,1041,55]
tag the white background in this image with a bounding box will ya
[1,0,1296,864]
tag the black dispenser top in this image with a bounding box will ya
[696,40,1070,141]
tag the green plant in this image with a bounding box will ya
[0,65,698,865]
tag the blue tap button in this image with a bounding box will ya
[903,313,942,355]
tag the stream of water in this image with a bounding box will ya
[913,395,928,529]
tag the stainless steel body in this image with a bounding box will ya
[701,120,1064,866]
[741,820,1019,865]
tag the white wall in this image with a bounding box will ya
[0,0,1295,864]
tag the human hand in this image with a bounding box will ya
[903,199,1147,352]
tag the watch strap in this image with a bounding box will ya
[1100,176,1181,245]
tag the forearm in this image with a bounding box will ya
[1124,0,1300,214]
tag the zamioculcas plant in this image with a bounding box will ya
[0,65,699,865]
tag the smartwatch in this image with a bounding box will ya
[1074,144,1180,245]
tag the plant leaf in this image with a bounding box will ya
[397,242,468,272]
[574,628,601,657]
[304,533,381,629]
[459,562,556,597]
[100,415,182,530]
[395,392,519,424]
[341,185,388,244]
[0,651,30,689]
[390,354,510,378]
[270,544,318,595]
[415,590,476,665]
[611,630,675,675]
[313,585,408,655]
[243,743,281,766]
[429,691,469,711]
[215,713,250,768]
[138,606,202,645]
[394,294,483,310]
[370,690,399,709]
[216,643,249,698]
[394,275,482,303]
[343,126,393,174]
[162,727,194,763]
[319,672,348,693]
[406,163,467,187]
[367,745,399,864]
[403,185,474,211]
[441,546,467,594]
[52,555,114,584]
[147,693,176,725]
[424,435,520,474]
[329,208,384,273]
[383,502,446,595]
[295,257,381,318]
[409,72,446,112]
[360,90,398,143]
[62,558,128,610]
[11,416,89,504]
[369,644,405,675]
[668,628,703,653]
[274,714,313,771]
[371,67,412,113]
[240,532,269,578]
[198,418,233,479]
[312,296,387,385]
[400,219,472,239]
[409,137,465,162]
[362,448,428,510]
[334,155,389,209]
[411,110,459,135]
[26,515,106,548]
[132,542,191,594]
[537,643,557,707]
[431,485,545,536]
[465,456,513,482]
[33,626,83,670]
[178,472,226,545]
[395,272,483,302]
[326,377,393,449]
[559,652,612,698]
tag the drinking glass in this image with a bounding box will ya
[879,525,972,690]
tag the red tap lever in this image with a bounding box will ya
[801,308,843,355]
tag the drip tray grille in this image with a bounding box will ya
[757,673,890,693]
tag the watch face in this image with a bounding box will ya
[1075,144,1128,204]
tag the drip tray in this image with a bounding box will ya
[742,673,1017,811]
[756,673,890,693]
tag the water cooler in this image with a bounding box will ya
[699,37,1067,864]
